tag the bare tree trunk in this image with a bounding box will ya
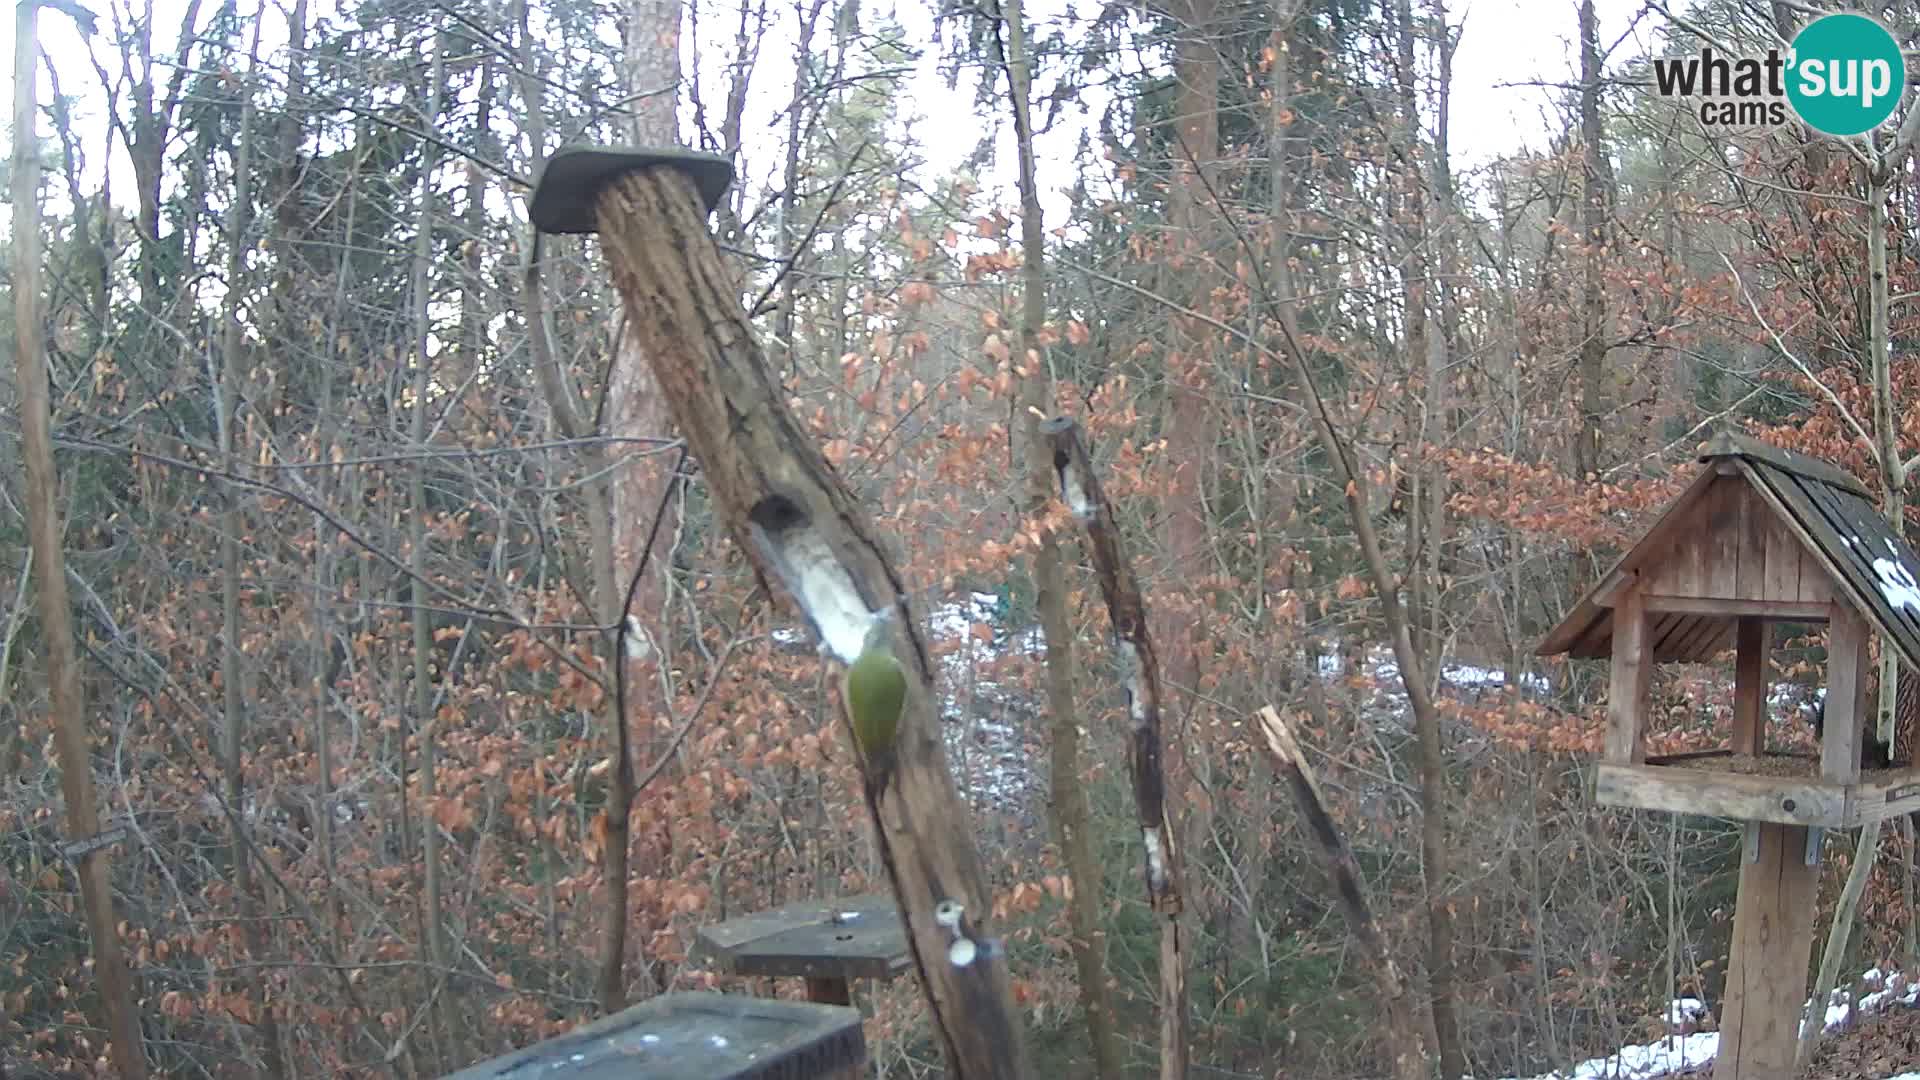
[12,4,147,1074]
[409,35,452,1065]
[514,0,632,1010]
[772,0,826,376]
[1270,289,1462,1080]
[217,18,285,1075]
[1385,3,1465,1070]
[1154,3,1216,1073]
[1799,156,1906,1078]
[1575,0,1614,481]
[996,3,1123,1073]
[597,0,687,1012]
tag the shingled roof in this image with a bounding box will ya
[1536,431,1920,670]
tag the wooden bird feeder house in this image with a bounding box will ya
[1538,431,1920,1078]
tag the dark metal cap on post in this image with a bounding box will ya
[530,146,735,234]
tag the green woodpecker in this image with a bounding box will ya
[842,622,905,798]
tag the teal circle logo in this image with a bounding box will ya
[1786,13,1906,137]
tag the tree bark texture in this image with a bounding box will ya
[997,0,1125,1073]
[600,0,687,1010]
[1044,418,1189,1080]
[12,3,148,1074]
[590,165,1033,1080]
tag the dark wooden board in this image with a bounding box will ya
[441,991,865,1080]
[695,893,910,982]
[1698,430,1871,497]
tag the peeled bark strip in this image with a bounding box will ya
[1042,417,1190,1072]
[589,166,1031,1080]
[1258,707,1429,1080]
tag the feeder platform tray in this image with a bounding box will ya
[440,992,865,1080]
[1597,753,1920,827]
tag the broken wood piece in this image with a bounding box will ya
[1256,705,1429,1080]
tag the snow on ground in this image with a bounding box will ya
[1493,972,1920,1080]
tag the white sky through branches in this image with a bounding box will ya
[2,0,1648,249]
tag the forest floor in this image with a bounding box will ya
[1639,1000,1920,1078]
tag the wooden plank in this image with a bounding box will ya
[1699,429,1872,496]
[1593,764,1849,827]
[1732,617,1766,755]
[1734,482,1767,601]
[1850,766,1920,824]
[694,893,909,982]
[1714,824,1820,1080]
[1646,750,1738,765]
[1570,609,1614,659]
[1825,607,1868,784]
[1537,465,1725,657]
[1761,506,1803,603]
[1740,463,1885,637]
[1707,477,1742,599]
[1606,590,1652,765]
[440,991,868,1080]
[1648,611,1698,661]
[1641,596,1831,619]
[1669,612,1730,662]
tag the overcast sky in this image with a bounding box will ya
[2,0,1655,231]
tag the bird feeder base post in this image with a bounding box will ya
[1713,822,1819,1080]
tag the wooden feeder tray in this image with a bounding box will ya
[695,893,912,984]
[1597,751,1920,828]
[441,992,865,1080]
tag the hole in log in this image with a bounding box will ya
[745,491,876,663]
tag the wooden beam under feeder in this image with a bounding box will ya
[694,893,913,1006]
[440,992,866,1080]
[1538,431,1920,1080]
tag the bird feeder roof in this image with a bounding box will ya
[1537,431,1920,668]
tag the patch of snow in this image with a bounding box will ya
[1665,998,1706,1026]
[1495,969,1917,1080]
[1497,1031,1720,1079]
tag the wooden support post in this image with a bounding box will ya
[805,977,853,1006]
[1825,607,1869,785]
[1606,589,1653,764]
[1714,822,1820,1080]
[1732,616,1766,755]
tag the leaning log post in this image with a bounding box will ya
[1257,706,1428,1080]
[1041,417,1191,1075]
[530,148,1031,1079]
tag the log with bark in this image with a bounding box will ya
[530,149,1032,1079]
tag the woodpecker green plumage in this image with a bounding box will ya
[842,622,906,798]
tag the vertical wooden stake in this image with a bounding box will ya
[805,977,852,1006]
[1732,616,1766,755]
[1714,823,1820,1080]
[1824,607,1869,785]
[1606,589,1652,764]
